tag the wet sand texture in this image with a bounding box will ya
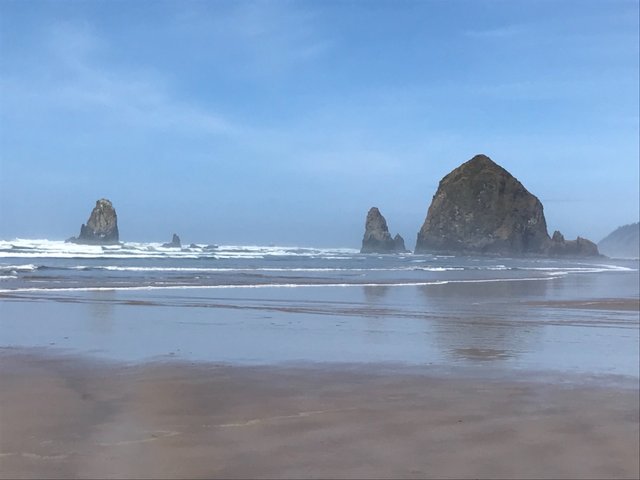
[1,353,638,479]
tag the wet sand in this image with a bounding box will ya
[526,298,640,311]
[1,351,638,479]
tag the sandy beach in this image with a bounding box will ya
[1,247,638,478]
[1,350,638,479]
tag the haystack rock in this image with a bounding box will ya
[68,198,119,245]
[162,233,181,248]
[361,207,407,253]
[415,154,599,256]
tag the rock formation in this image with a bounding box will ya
[67,199,119,245]
[548,231,599,257]
[162,233,181,248]
[361,207,407,253]
[393,234,407,252]
[415,154,599,257]
[598,222,639,258]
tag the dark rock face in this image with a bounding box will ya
[361,207,406,253]
[393,234,407,252]
[598,222,639,258]
[415,154,599,257]
[68,199,119,245]
[415,155,550,255]
[162,234,181,248]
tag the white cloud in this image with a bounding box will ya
[1,22,238,136]
[172,1,332,75]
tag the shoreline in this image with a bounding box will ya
[525,298,640,311]
[2,346,639,390]
[1,349,639,479]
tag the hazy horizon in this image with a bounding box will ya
[1,0,638,248]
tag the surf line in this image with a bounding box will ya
[0,276,558,294]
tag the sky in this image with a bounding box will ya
[0,0,638,247]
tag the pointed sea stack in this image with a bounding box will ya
[162,233,182,248]
[361,207,406,253]
[393,234,407,252]
[68,198,119,245]
[415,154,599,256]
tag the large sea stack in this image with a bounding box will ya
[361,207,407,253]
[68,198,119,245]
[415,154,599,257]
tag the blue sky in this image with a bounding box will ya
[1,0,638,247]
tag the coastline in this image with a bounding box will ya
[1,349,638,479]
[1,241,638,478]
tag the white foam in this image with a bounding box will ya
[78,265,467,273]
[0,239,360,260]
[0,264,38,272]
[526,265,635,275]
[0,276,556,294]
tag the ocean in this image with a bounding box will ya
[1,238,638,380]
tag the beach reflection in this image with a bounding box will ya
[362,285,389,303]
[417,280,548,363]
[87,290,116,334]
[418,277,550,306]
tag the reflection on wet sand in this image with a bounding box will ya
[362,285,390,302]
[87,290,115,334]
[453,348,514,361]
[418,277,550,306]
[0,272,637,375]
[417,280,548,363]
[526,298,640,311]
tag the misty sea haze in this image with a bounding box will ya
[1,239,638,381]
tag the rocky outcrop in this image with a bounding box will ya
[162,233,181,248]
[598,223,639,258]
[67,199,119,245]
[393,234,407,252]
[548,231,599,257]
[361,207,407,253]
[415,154,599,257]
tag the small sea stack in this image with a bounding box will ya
[67,198,119,245]
[361,207,407,253]
[548,231,599,257]
[162,233,182,248]
[393,234,407,252]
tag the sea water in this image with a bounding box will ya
[0,239,638,379]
